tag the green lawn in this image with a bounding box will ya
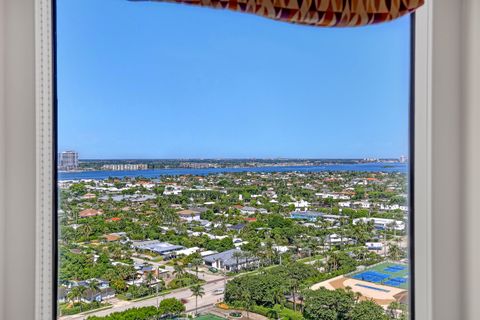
[350,262,409,289]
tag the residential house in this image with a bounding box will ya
[239,206,267,215]
[290,200,310,211]
[177,209,201,221]
[79,208,103,218]
[132,240,185,257]
[353,217,406,231]
[290,211,323,222]
[203,248,258,271]
[324,233,355,247]
[163,184,183,195]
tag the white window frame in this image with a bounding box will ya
[1,0,478,319]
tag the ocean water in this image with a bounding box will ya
[58,163,407,181]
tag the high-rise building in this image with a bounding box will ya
[59,151,79,170]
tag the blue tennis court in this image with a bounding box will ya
[384,265,406,273]
[352,271,390,283]
[350,262,409,289]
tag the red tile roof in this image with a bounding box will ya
[79,209,103,218]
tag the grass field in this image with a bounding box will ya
[350,262,409,289]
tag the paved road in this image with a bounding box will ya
[60,277,227,320]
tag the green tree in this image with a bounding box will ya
[190,284,205,315]
[190,253,203,278]
[303,288,355,320]
[110,278,127,293]
[266,309,279,320]
[387,302,408,320]
[387,243,405,261]
[87,306,159,320]
[68,286,87,311]
[349,300,388,320]
[287,262,312,312]
[158,298,185,316]
[173,263,185,279]
[145,271,155,288]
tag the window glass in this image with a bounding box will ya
[56,1,412,319]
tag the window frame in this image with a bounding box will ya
[0,0,466,319]
[47,6,424,318]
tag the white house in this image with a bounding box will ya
[177,209,201,221]
[324,233,355,246]
[315,192,350,200]
[353,200,371,209]
[290,199,310,210]
[174,247,200,257]
[239,206,267,215]
[272,245,290,254]
[353,217,406,231]
[338,201,351,208]
[379,203,409,212]
[163,185,183,195]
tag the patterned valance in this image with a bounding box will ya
[131,0,424,27]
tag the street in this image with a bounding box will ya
[60,276,227,320]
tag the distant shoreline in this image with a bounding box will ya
[58,162,408,181]
[61,159,407,173]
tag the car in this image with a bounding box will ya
[213,288,224,295]
[208,267,219,273]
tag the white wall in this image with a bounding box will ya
[0,0,479,319]
[461,1,480,319]
[0,1,36,320]
[430,1,462,318]
[0,0,5,317]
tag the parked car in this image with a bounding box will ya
[213,288,224,295]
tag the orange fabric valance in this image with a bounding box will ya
[131,0,424,27]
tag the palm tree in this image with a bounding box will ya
[68,286,86,310]
[88,280,99,303]
[387,301,406,319]
[326,252,340,272]
[354,291,363,303]
[67,288,78,305]
[77,286,86,307]
[232,250,243,272]
[82,223,93,238]
[173,263,185,279]
[389,221,398,240]
[191,256,203,278]
[289,278,300,312]
[145,271,155,288]
[190,284,205,316]
[387,243,404,261]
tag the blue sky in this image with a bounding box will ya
[57,0,411,159]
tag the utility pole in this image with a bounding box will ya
[156,266,160,308]
[384,226,387,259]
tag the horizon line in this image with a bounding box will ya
[76,157,406,161]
